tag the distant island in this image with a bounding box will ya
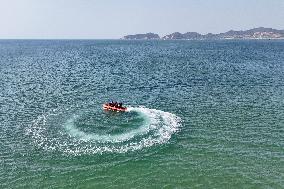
[123,27,284,40]
[123,33,160,40]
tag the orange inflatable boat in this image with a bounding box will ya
[103,103,127,112]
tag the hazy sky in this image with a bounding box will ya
[0,0,283,39]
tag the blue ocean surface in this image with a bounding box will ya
[0,39,283,188]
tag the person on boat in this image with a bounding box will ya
[118,102,122,108]
[114,102,118,107]
[105,101,124,108]
[107,100,112,106]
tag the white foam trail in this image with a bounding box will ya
[26,107,182,155]
[64,107,152,143]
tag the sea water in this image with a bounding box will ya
[0,39,283,188]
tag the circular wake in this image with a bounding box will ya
[26,106,181,155]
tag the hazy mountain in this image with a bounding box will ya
[216,27,284,39]
[163,32,202,39]
[123,27,284,40]
[123,33,160,39]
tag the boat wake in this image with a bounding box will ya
[26,106,181,155]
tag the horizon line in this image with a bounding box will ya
[1,38,284,41]
[1,26,283,40]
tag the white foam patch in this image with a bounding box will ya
[26,107,182,155]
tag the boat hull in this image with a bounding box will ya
[103,104,127,112]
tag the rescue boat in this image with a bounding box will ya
[103,103,127,112]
